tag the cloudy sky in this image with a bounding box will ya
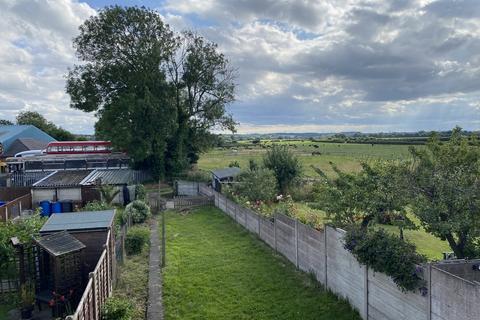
[0,0,479,134]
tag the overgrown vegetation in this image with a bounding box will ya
[114,238,149,319]
[163,207,361,320]
[263,145,302,193]
[344,227,426,292]
[125,226,150,256]
[125,200,151,224]
[101,297,133,320]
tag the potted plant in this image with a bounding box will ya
[20,282,35,319]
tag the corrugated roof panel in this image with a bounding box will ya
[39,210,115,233]
[35,231,86,257]
[211,167,241,179]
[81,169,134,185]
[33,170,93,188]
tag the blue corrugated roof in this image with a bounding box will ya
[39,210,115,233]
[0,125,56,155]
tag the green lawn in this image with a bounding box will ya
[377,225,451,261]
[162,207,361,320]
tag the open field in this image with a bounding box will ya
[163,207,361,320]
[198,141,420,177]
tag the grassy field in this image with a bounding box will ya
[163,207,361,320]
[198,141,420,177]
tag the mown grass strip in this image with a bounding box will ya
[163,206,361,320]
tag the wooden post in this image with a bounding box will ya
[89,272,97,319]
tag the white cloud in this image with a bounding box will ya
[0,0,96,133]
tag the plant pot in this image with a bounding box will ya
[21,305,34,319]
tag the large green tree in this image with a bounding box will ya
[408,128,480,258]
[165,31,236,175]
[16,111,75,141]
[67,6,236,178]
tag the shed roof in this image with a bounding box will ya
[0,125,55,155]
[40,210,115,233]
[211,167,241,180]
[35,231,86,257]
[33,170,93,188]
[4,138,50,157]
[81,169,135,185]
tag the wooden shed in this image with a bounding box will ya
[39,210,115,272]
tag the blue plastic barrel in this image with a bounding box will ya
[51,202,62,214]
[40,201,51,217]
[60,200,73,213]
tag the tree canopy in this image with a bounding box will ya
[67,6,236,178]
[16,111,76,141]
[408,127,480,258]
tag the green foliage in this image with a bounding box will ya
[248,159,258,171]
[101,297,133,320]
[135,184,146,201]
[263,145,302,193]
[67,6,236,178]
[407,127,480,258]
[0,119,13,125]
[125,200,151,224]
[16,111,75,141]
[344,227,426,292]
[312,161,412,231]
[0,213,45,262]
[125,226,150,255]
[228,160,240,168]
[232,169,277,203]
[81,201,113,212]
[99,185,120,205]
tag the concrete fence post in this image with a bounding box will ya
[295,219,299,268]
[427,263,432,320]
[234,200,237,221]
[274,215,277,252]
[258,216,261,237]
[324,225,328,286]
[364,266,369,319]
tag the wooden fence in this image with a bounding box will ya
[173,195,214,209]
[0,193,32,222]
[66,229,115,320]
[199,185,480,320]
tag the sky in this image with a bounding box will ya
[0,0,479,134]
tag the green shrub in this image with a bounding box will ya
[344,227,426,292]
[125,226,150,255]
[125,200,151,224]
[82,201,113,212]
[233,169,277,203]
[263,145,302,193]
[101,297,133,320]
[135,184,146,201]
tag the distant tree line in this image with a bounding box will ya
[67,6,236,179]
[0,111,78,141]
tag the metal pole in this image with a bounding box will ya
[159,179,166,268]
